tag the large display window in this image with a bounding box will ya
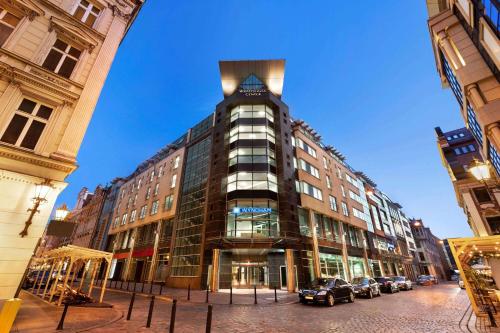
[226,199,279,238]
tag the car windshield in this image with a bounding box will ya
[418,275,429,280]
[394,276,405,281]
[374,277,386,282]
[312,278,333,287]
[352,277,368,284]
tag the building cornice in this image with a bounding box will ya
[0,144,76,174]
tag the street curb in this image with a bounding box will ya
[74,308,124,333]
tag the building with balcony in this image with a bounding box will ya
[104,59,421,291]
[436,126,500,236]
[426,0,500,176]
[0,0,144,299]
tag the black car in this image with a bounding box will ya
[299,278,355,306]
[374,277,399,293]
[351,277,381,298]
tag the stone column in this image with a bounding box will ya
[123,228,137,281]
[285,249,296,292]
[437,31,464,70]
[308,210,321,279]
[53,12,129,161]
[339,223,351,280]
[147,221,162,282]
[211,249,220,292]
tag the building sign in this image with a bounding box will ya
[238,88,267,96]
[232,207,272,215]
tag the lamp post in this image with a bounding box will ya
[469,159,499,208]
[19,179,52,238]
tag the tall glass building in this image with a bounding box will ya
[107,60,418,291]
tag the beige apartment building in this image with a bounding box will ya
[107,142,185,284]
[0,0,143,299]
[426,0,500,176]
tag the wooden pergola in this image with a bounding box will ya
[448,235,500,315]
[30,245,112,305]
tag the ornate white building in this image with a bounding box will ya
[0,0,143,299]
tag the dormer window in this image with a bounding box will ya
[42,39,82,78]
[0,7,21,46]
[73,0,100,28]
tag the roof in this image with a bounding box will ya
[219,59,285,98]
[43,245,112,262]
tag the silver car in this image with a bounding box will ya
[393,276,413,291]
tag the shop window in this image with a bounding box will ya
[1,98,53,150]
[42,39,82,79]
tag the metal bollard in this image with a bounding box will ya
[141,281,145,293]
[169,299,177,333]
[56,303,69,330]
[149,282,153,294]
[487,308,498,327]
[159,283,163,295]
[120,280,124,289]
[146,295,155,328]
[230,285,232,305]
[126,280,130,291]
[126,292,136,320]
[205,304,213,333]
[133,281,137,292]
[274,286,277,302]
[187,284,191,301]
[206,285,209,303]
[254,285,257,304]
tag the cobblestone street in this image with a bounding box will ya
[13,283,496,333]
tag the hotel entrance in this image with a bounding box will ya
[232,264,269,288]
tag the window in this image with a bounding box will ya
[146,187,151,200]
[0,7,21,46]
[296,137,317,158]
[482,0,499,34]
[1,98,53,150]
[174,156,180,169]
[42,39,82,79]
[171,174,177,188]
[299,159,320,178]
[121,213,127,225]
[323,156,328,169]
[137,179,142,189]
[229,147,276,167]
[299,181,323,201]
[150,171,155,182]
[454,148,462,155]
[227,172,278,192]
[326,175,332,189]
[164,194,173,211]
[158,166,163,177]
[133,194,137,205]
[139,205,147,219]
[129,209,136,223]
[73,0,101,27]
[341,202,349,216]
[336,166,342,178]
[341,185,346,197]
[329,195,337,211]
[154,183,159,196]
[474,187,492,203]
[151,200,159,215]
[113,217,119,228]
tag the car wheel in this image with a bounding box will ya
[368,290,373,299]
[300,299,307,304]
[348,292,355,303]
[327,294,335,307]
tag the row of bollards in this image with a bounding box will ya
[190,284,279,305]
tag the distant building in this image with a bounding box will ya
[410,219,450,280]
[442,239,458,271]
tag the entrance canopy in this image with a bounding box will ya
[45,245,112,262]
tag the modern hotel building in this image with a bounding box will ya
[106,60,418,291]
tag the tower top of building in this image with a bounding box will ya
[219,59,285,98]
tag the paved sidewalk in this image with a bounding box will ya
[10,291,122,333]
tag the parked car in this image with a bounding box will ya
[416,275,433,286]
[22,270,51,289]
[428,275,439,284]
[351,277,381,298]
[374,277,399,293]
[458,277,465,289]
[393,276,413,291]
[299,278,355,306]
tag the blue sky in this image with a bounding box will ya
[57,1,470,238]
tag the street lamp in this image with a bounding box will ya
[54,204,69,221]
[469,159,491,182]
[19,179,52,237]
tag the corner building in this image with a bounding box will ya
[107,60,417,291]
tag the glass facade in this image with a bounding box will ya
[171,137,212,277]
[227,172,277,192]
[226,199,279,238]
[489,141,500,176]
[348,256,366,278]
[482,0,500,35]
[467,104,484,145]
[319,253,346,279]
